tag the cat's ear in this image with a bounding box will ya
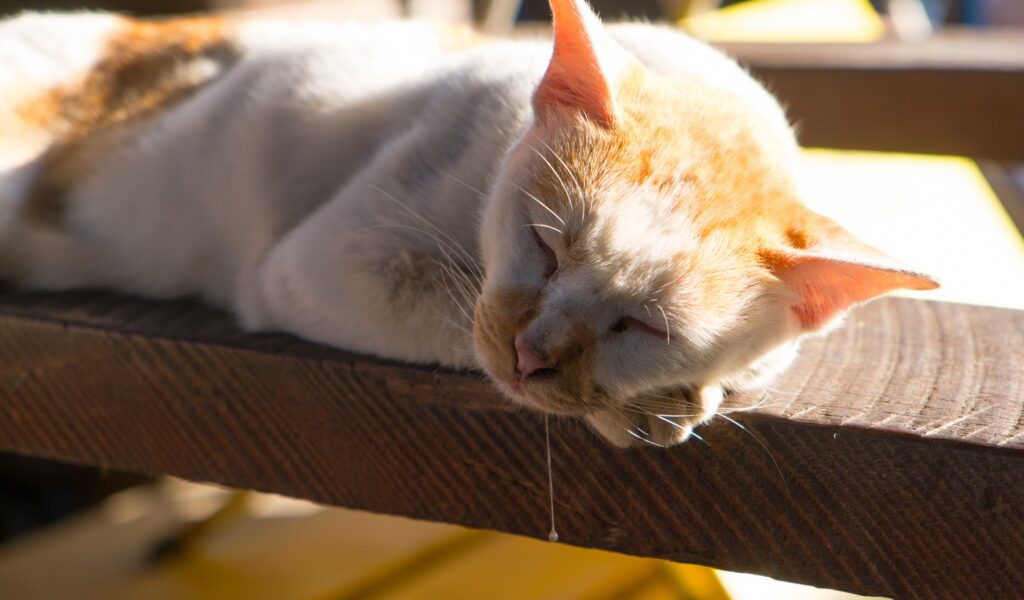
[767,221,939,331]
[533,0,629,127]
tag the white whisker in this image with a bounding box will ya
[368,185,482,278]
[626,428,665,448]
[515,183,566,227]
[526,144,580,222]
[537,137,583,196]
[525,223,563,235]
[440,170,489,198]
[656,304,671,345]
[718,414,789,494]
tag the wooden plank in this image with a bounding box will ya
[720,32,1024,160]
[0,290,1022,598]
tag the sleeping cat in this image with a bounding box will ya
[0,0,936,447]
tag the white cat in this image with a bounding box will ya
[0,1,935,447]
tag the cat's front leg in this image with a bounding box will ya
[238,214,480,369]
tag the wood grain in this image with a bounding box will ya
[0,290,1022,598]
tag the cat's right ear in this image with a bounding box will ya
[533,0,630,128]
[765,220,939,332]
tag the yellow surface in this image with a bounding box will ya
[0,481,735,600]
[682,0,884,42]
[800,149,1024,310]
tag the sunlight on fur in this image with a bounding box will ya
[0,0,937,447]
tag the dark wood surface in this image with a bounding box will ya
[0,290,1022,598]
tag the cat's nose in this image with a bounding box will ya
[514,335,555,378]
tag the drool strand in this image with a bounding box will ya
[545,413,559,543]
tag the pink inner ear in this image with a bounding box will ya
[777,255,939,330]
[533,0,617,126]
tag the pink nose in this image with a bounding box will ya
[514,335,553,378]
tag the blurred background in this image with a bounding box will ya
[1,0,1023,27]
[0,0,1021,598]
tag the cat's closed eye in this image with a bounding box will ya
[532,227,558,279]
[609,317,668,340]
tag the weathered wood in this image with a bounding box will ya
[0,290,1022,598]
[720,33,1024,161]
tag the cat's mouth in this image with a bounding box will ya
[496,377,592,416]
[499,378,525,396]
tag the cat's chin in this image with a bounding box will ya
[491,373,727,446]
[586,384,725,448]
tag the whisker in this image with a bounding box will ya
[717,414,789,495]
[537,137,584,197]
[656,304,671,345]
[368,185,483,278]
[626,428,665,448]
[526,144,579,222]
[440,170,489,198]
[515,183,566,227]
[623,406,700,419]
[653,414,688,431]
[525,223,563,235]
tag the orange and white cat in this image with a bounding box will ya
[0,1,936,447]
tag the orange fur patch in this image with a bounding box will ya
[535,64,813,315]
[18,16,237,226]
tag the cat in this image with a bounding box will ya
[0,0,936,447]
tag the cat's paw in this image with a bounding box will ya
[585,385,723,448]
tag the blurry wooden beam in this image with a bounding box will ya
[218,0,402,20]
[717,30,1024,160]
[660,0,718,21]
[0,0,211,16]
[478,0,522,33]
[408,0,472,21]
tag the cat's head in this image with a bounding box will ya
[473,0,937,447]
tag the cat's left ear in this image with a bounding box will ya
[767,221,939,331]
[533,0,631,127]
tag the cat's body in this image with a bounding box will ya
[0,2,936,447]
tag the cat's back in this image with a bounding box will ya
[0,13,498,228]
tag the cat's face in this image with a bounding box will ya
[475,73,800,446]
[474,0,936,447]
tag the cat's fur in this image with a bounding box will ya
[0,1,936,447]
